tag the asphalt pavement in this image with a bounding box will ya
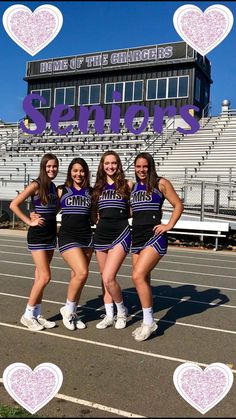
[0,229,236,418]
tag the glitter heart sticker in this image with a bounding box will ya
[173,362,234,415]
[173,4,234,56]
[2,4,63,56]
[3,362,63,414]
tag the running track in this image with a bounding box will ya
[0,229,236,417]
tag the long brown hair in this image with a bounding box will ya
[36,153,59,205]
[65,158,90,188]
[92,150,129,204]
[134,152,159,194]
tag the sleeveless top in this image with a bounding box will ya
[97,183,129,220]
[59,185,92,231]
[130,181,165,226]
[31,181,57,220]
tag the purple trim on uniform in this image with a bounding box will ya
[131,233,167,256]
[94,225,131,253]
[28,241,57,251]
[59,239,94,254]
[130,182,164,213]
[60,186,91,215]
[98,183,127,211]
[131,204,161,211]
[32,182,58,215]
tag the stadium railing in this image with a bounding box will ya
[163,219,230,251]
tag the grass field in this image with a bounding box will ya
[0,404,40,417]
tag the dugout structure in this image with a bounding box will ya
[24,41,212,127]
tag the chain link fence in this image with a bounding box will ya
[162,178,236,220]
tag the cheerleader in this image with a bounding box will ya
[93,151,132,329]
[58,158,93,330]
[130,152,184,341]
[10,153,59,331]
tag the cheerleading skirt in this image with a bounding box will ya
[94,218,131,253]
[58,224,94,254]
[27,218,57,251]
[131,224,168,256]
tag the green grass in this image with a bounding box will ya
[0,404,40,417]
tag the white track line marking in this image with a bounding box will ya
[157,260,236,270]
[0,273,235,308]
[0,378,145,418]
[0,322,236,374]
[0,239,26,243]
[1,249,236,271]
[150,277,236,292]
[55,393,146,417]
[1,292,236,334]
[0,240,236,262]
[1,238,235,259]
[4,269,236,293]
[0,258,235,279]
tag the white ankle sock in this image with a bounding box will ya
[66,300,77,314]
[24,305,36,319]
[115,300,126,316]
[34,304,41,318]
[105,303,114,318]
[143,307,154,326]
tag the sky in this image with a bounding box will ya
[0,0,236,123]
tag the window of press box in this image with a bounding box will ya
[168,77,178,98]
[105,80,143,103]
[157,79,167,99]
[31,89,51,108]
[147,76,189,100]
[79,84,101,105]
[195,77,201,102]
[54,87,75,106]
[178,76,188,97]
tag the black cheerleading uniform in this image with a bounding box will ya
[27,181,58,251]
[94,183,131,253]
[58,185,93,253]
[130,181,168,256]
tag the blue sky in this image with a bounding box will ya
[0,0,235,122]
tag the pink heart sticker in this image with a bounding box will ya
[3,362,63,414]
[173,4,234,56]
[173,362,234,414]
[2,4,63,56]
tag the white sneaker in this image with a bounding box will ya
[20,315,44,331]
[37,315,56,329]
[75,318,86,329]
[132,323,143,337]
[96,315,114,329]
[60,306,76,331]
[115,307,128,329]
[133,322,158,342]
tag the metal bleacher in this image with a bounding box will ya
[0,111,236,206]
[0,119,154,199]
